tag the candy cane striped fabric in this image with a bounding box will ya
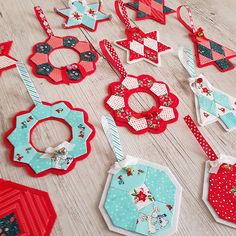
[16,62,41,105]
[178,47,197,78]
[102,115,124,162]
[184,115,218,161]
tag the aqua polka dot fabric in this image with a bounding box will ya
[100,157,182,236]
[6,101,95,176]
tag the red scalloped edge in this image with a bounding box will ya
[3,101,96,177]
[27,37,99,85]
[104,74,179,135]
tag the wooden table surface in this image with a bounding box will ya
[0,0,236,235]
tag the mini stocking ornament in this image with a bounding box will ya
[184,115,236,228]
[99,115,182,236]
[114,0,172,66]
[100,39,179,134]
[126,0,175,24]
[0,178,56,235]
[55,0,111,31]
[177,5,236,72]
[4,62,95,177]
[0,41,17,75]
[178,47,236,131]
[28,6,98,85]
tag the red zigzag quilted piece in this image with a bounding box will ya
[0,179,56,236]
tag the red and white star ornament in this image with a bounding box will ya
[114,0,172,66]
[184,115,236,228]
[0,41,17,75]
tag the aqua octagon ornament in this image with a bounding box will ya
[99,115,182,236]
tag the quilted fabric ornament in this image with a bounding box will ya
[28,6,98,85]
[114,0,172,66]
[177,5,236,72]
[0,178,56,235]
[4,62,95,177]
[100,115,182,236]
[179,47,236,131]
[0,41,17,75]
[184,115,236,228]
[100,39,179,134]
[126,0,175,24]
[55,0,111,31]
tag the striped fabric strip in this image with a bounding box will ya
[16,62,41,105]
[178,47,197,78]
[102,115,124,162]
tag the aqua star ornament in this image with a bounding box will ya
[55,0,111,32]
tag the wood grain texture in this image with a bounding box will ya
[0,0,236,235]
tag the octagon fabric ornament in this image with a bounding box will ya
[99,115,182,236]
[126,0,175,25]
[100,39,179,134]
[4,62,95,177]
[55,0,111,31]
[184,115,236,228]
[0,178,56,235]
[178,47,236,132]
[177,5,236,72]
[114,0,172,66]
[0,41,17,75]
[28,6,98,85]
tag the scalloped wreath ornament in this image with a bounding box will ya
[100,39,179,134]
[4,62,95,177]
[28,6,98,85]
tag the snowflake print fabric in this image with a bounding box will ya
[55,0,111,31]
[114,0,172,66]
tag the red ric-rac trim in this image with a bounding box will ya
[184,115,218,161]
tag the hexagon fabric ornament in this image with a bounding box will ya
[0,178,56,235]
[5,101,95,177]
[100,156,182,236]
[99,115,182,236]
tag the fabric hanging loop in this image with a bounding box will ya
[177,5,196,34]
[34,6,54,37]
[16,62,41,105]
[100,39,128,79]
[184,115,218,161]
[101,115,124,162]
[115,0,132,29]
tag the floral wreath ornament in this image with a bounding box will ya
[100,39,179,134]
[55,0,112,32]
[178,47,236,132]
[99,115,182,236]
[28,6,98,85]
[184,116,236,228]
[114,0,172,66]
[4,62,95,177]
[177,5,236,72]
